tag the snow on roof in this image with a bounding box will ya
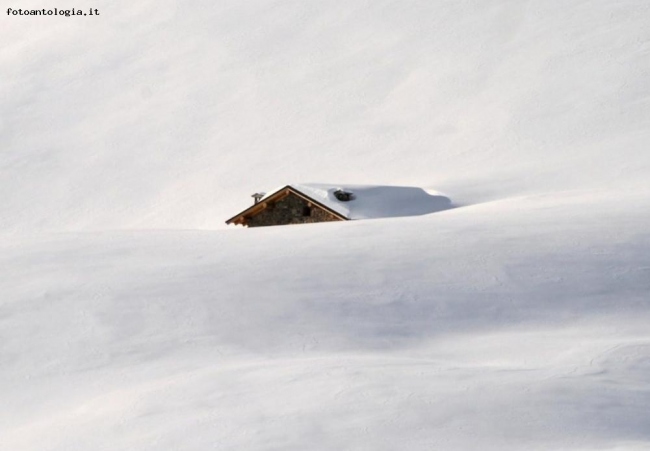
[262,183,453,220]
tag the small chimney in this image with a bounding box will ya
[252,192,265,204]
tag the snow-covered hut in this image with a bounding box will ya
[225,183,453,227]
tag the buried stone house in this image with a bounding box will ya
[226,183,454,227]
[226,184,354,227]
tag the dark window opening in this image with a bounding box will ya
[302,206,312,217]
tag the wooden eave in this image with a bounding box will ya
[225,185,349,225]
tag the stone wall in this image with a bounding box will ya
[246,192,343,227]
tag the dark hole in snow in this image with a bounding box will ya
[334,189,354,201]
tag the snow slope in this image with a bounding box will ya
[3,193,650,450]
[2,1,650,450]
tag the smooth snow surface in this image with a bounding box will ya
[2,1,650,450]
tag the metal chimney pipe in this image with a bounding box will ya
[252,193,265,204]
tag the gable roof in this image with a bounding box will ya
[225,185,350,225]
